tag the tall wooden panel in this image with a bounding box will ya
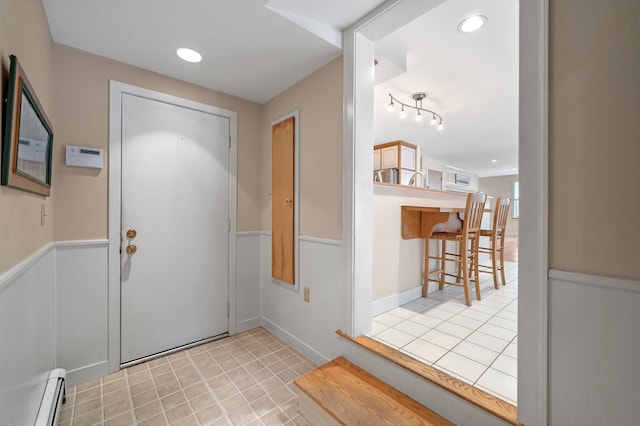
[272,117,295,284]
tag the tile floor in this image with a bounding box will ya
[58,327,316,426]
[370,261,518,405]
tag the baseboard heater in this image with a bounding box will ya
[35,369,66,426]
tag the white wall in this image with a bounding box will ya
[0,245,55,425]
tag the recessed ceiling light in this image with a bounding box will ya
[176,48,202,63]
[458,15,487,33]
[490,159,498,163]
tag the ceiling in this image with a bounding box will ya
[43,0,518,177]
[374,0,519,177]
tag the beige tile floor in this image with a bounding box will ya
[58,328,316,426]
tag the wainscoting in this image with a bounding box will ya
[549,270,640,426]
[260,233,345,366]
[0,244,55,426]
[236,232,262,333]
[55,240,109,385]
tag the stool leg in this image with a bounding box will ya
[461,239,471,306]
[422,238,430,297]
[499,234,507,285]
[473,237,482,300]
[491,236,499,289]
[439,239,446,290]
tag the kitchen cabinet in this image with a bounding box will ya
[373,140,418,185]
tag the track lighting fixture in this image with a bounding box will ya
[386,92,444,130]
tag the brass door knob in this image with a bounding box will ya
[285,198,292,204]
[126,229,137,238]
[126,245,137,254]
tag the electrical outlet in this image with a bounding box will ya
[303,287,310,303]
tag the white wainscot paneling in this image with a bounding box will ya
[549,270,640,426]
[55,240,109,386]
[0,244,55,426]
[236,232,261,333]
[260,233,345,366]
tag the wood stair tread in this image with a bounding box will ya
[294,356,453,425]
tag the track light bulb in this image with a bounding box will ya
[399,106,407,119]
[415,110,423,122]
[437,122,444,131]
[430,115,437,126]
[386,100,394,112]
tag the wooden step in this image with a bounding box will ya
[294,356,453,425]
[336,331,519,425]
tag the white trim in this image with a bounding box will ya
[271,110,300,291]
[236,317,261,333]
[549,269,640,294]
[298,235,343,247]
[0,243,54,290]
[108,80,238,373]
[261,231,272,237]
[54,239,109,249]
[260,317,330,366]
[372,285,422,317]
[236,231,263,237]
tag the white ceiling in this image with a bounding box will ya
[43,0,518,177]
[374,0,519,177]
[42,0,385,103]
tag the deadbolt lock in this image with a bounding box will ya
[126,245,137,254]
[126,229,137,239]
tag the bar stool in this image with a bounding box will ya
[477,197,511,288]
[425,192,486,306]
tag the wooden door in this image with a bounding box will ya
[272,117,295,284]
[120,93,229,364]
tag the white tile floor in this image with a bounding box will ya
[370,261,518,405]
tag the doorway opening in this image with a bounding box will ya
[343,0,547,424]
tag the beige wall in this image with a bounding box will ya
[549,0,640,281]
[52,44,263,241]
[261,57,343,239]
[0,0,55,274]
[479,175,518,237]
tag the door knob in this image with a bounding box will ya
[126,245,137,254]
[126,229,137,238]
[285,198,292,204]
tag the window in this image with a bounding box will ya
[513,180,519,218]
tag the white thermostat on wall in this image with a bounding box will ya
[66,145,104,169]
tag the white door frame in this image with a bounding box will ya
[342,0,548,424]
[107,81,238,373]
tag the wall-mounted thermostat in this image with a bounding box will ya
[66,145,104,169]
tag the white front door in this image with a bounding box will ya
[120,93,230,364]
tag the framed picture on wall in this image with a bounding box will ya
[1,55,54,196]
[455,173,470,186]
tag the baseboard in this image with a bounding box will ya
[372,285,423,316]
[260,317,330,366]
[236,317,261,333]
[65,361,109,387]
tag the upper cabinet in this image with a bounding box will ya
[373,140,417,185]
